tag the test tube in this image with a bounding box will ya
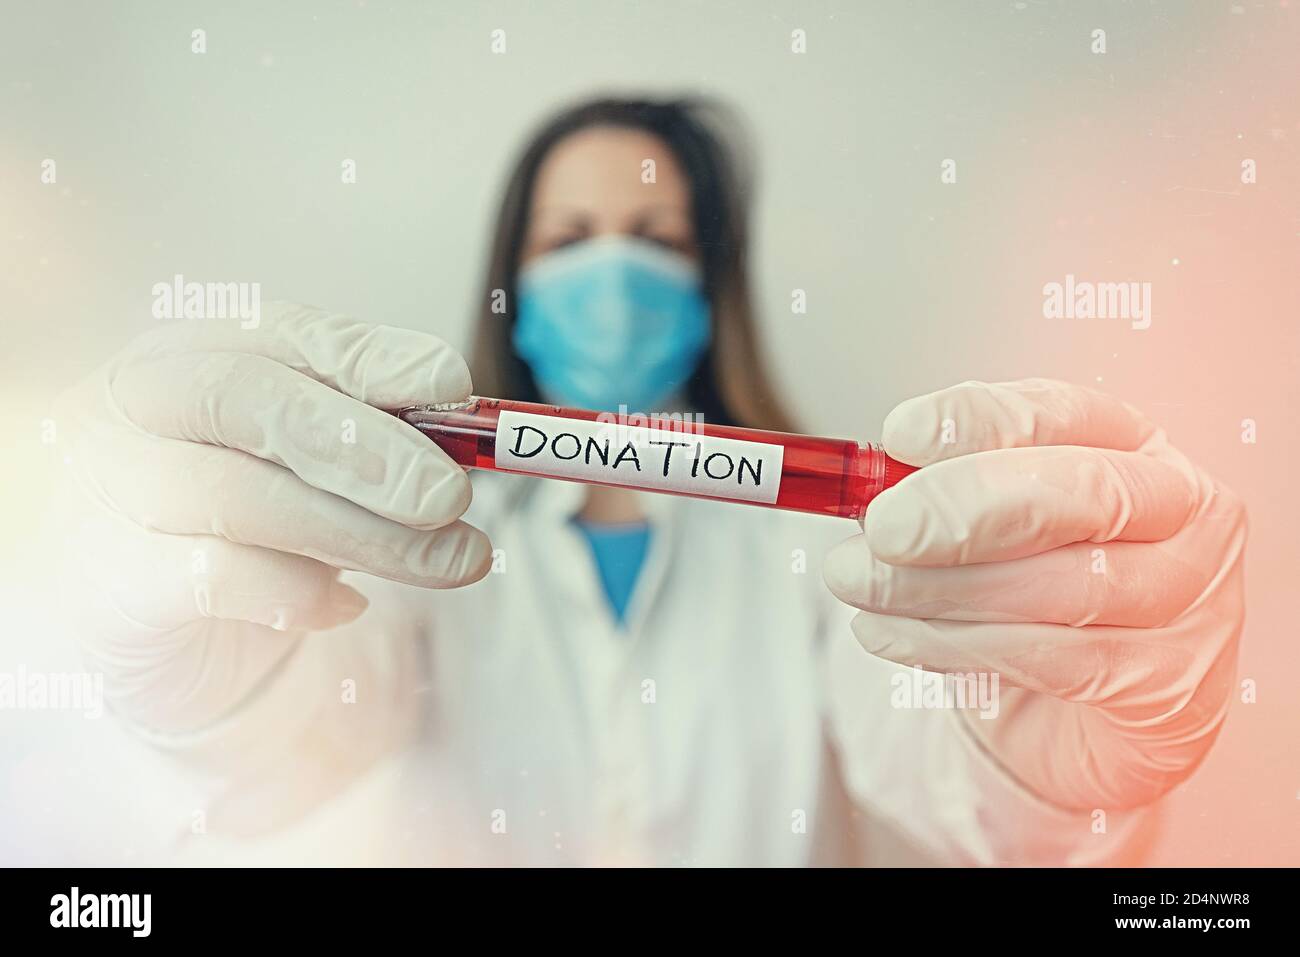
[396,396,918,521]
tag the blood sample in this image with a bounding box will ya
[396,396,918,521]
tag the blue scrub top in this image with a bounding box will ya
[573,520,652,625]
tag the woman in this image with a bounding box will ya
[55,96,1246,866]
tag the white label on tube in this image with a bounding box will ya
[494,410,785,505]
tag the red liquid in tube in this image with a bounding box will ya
[396,397,917,522]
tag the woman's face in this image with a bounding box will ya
[520,126,699,265]
[509,124,713,416]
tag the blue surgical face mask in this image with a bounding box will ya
[512,235,711,413]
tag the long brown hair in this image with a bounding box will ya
[468,95,795,432]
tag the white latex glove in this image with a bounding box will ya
[823,379,1247,810]
[54,302,492,736]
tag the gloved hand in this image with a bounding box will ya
[823,379,1247,810]
[53,302,492,735]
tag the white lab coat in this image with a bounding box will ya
[155,472,1154,866]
